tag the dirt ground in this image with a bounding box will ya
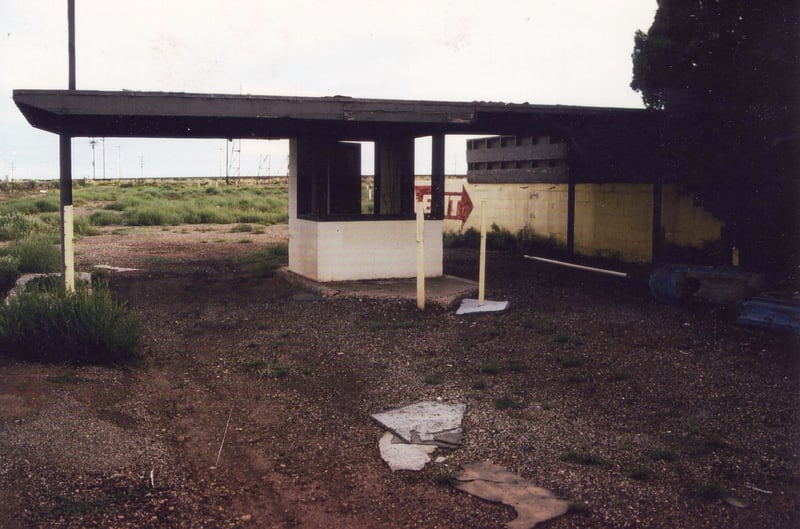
[0,224,798,529]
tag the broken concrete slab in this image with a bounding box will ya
[93,264,142,273]
[371,401,466,448]
[456,298,509,315]
[453,462,568,529]
[378,431,438,471]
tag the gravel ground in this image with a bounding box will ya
[0,224,798,528]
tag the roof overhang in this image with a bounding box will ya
[13,89,651,141]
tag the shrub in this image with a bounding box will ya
[72,216,101,236]
[0,256,20,297]
[33,198,60,213]
[0,284,142,365]
[443,228,481,248]
[0,211,53,241]
[88,210,122,226]
[3,236,61,273]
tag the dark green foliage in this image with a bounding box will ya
[0,285,142,365]
[631,1,800,271]
[443,224,565,257]
[0,256,20,297]
[443,227,480,248]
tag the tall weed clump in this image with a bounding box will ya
[2,236,61,273]
[0,256,20,297]
[0,211,55,241]
[0,285,142,365]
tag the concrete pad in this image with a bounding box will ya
[371,401,466,448]
[454,462,568,529]
[378,432,437,471]
[277,268,477,307]
[456,298,509,315]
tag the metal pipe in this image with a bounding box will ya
[524,255,628,278]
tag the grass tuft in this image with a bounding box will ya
[559,450,607,466]
[0,283,142,365]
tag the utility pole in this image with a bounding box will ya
[89,138,97,179]
[59,0,76,292]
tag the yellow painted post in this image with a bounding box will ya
[478,200,487,305]
[416,202,425,310]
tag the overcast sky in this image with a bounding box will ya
[0,0,657,180]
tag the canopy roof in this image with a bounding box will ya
[13,89,650,141]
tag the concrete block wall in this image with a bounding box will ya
[442,179,724,264]
[573,183,653,262]
[661,185,722,247]
[443,179,568,240]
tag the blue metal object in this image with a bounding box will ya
[649,265,766,304]
[737,293,800,333]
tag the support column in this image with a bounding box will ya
[430,134,445,220]
[59,134,75,291]
[61,0,76,291]
[375,136,415,216]
[566,177,576,256]
[651,181,663,264]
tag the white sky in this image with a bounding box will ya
[0,0,657,180]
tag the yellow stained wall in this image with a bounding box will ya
[661,185,722,247]
[442,178,723,263]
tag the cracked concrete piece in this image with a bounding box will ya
[371,401,466,447]
[378,432,437,471]
[454,462,568,529]
[456,298,509,315]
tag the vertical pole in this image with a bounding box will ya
[60,135,75,292]
[61,0,76,292]
[566,178,576,256]
[68,0,75,90]
[416,202,426,310]
[478,200,487,305]
[651,181,663,264]
[430,134,445,220]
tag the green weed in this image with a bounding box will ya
[423,372,443,385]
[559,450,608,466]
[2,236,61,273]
[0,284,142,365]
[479,358,501,374]
[493,395,524,410]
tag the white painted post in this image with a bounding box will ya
[478,200,487,305]
[62,204,75,292]
[416,202,425,310]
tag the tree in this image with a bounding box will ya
[631,0,800,274]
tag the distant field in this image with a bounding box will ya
[0,178,290,240]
